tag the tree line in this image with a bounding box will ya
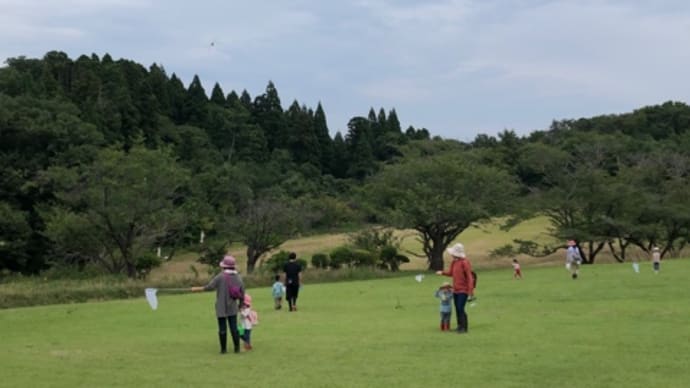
[1,51,688,276]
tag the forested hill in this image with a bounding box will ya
[0,51,435,177]
[1,51,689,276]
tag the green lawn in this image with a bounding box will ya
[1,260,689,387]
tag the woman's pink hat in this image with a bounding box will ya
[219,255,236,269]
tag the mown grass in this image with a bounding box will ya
[1,216,678,309]
[1,259,688,387]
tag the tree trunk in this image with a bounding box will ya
[125,257,137,278]
[246,247,261,274]
[427,235,447,271]
[578,240,605,264]
[607,239,629,263]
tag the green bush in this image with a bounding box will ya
[351,249,376,267]
[379,245,409,271]
[329,246,353,269]
[263,251,308,274]
[311,253,330,269]
[135,253,162,279]
[347,227,408,270]
[329,246,377,268]
[349,227,402,253]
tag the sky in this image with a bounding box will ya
[1,0,690,141]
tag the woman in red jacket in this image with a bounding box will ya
[436,243,475,333]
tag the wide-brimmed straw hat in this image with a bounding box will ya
[439,282,452,290]
[446,243,466,258]
[219,255,236,269]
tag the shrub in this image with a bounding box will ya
[135,252,162,279]
[349,227,402,252]
[329,246,353,269]
[263,250,307,274]
[329,246,376,268]
[311,253,330,269]
[351,249,376,267]
[379,245,409,271]
[347,227,408,270]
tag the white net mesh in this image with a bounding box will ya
[145,288,158,310]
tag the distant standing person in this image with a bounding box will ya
[434,282,453,331]
[191,255,244,354]
[565,240,582,279]
[512,258,523,279]
[652,246,661,274]
[272,274,285,310]
[283,252,302,311]
[436,243,475,333]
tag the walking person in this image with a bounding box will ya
[631,255,640,274]
[283,252,302,311]
[434,282,453,331]
[191,255,244,354]
[652,246,661,274]
[512,258,523,279]
[271,274,284,310]
[436,243,475,333]
[565,240,582,279]
[239,294,258,350]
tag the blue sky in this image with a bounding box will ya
[1,0,689,141]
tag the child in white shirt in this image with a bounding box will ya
[239,294,258,350]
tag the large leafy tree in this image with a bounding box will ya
[42,145,191,277]
[364,153,518,270]
[513,138,623,263]
[231,197,299,273]
[620,151,690,257]
[510,132,662,263]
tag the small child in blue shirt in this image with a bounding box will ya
[435,282,453,331]
[272,275,285,310]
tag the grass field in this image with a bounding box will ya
[2,259,689,387]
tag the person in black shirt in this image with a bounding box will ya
[283,252,302,311]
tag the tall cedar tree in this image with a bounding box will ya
[252,81,286,151]
[345,116,376,179]
[183,75,208,127]
[285,101,321,168]
[210,82,226,106]
[313,103,334,174]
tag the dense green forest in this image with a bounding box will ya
[1,51,689,276]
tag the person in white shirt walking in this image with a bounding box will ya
[565,240,583,279]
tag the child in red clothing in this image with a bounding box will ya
[512,258,522,279]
